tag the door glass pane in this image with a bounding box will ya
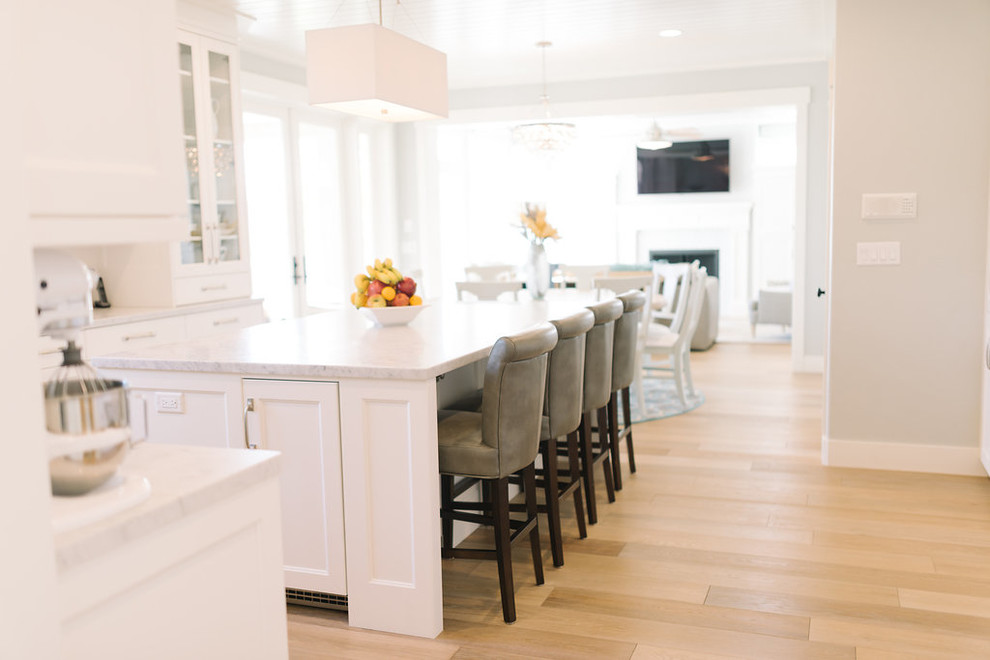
[209,50,238,262]
[178,42,204,265]
[244,112,294,321]
[298,122,344,310]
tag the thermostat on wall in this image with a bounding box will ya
[861,193,917,219]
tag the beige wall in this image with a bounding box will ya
[827,0,990,470]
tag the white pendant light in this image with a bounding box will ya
[305,2,448,122]
[512,41,576,152]
[637,120,673,150]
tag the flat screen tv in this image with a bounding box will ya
[637,139,730,194]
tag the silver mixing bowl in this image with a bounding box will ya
[44,379,131,496]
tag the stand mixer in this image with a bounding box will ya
[35,249,146,504]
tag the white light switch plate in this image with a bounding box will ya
[857,241,901,266]
[862,193,917,219]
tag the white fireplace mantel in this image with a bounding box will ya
[618,202,754,317]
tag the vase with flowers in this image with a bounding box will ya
[517,203,559,299]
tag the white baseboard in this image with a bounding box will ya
[794,354,824,374]
[823,435,987,477]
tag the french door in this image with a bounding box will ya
[242,104,348,319]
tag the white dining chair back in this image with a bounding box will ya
[592,274,654,302]
[656,261,698,333]
[642,265,708,407]
[455,280,523,301]
[560,264,609,291]
[464,264,518,282]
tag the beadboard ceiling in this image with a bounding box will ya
[219,0,832,89]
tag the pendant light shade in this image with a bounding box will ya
[306,23,448,122]
[637,121,672,150]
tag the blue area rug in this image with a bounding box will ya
[626,377,704,423]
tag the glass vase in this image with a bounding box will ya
[526,242,550,300]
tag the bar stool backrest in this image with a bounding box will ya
[545,309,595,439]
[612,290,646,392]
[582,299,624,413]
[482,322,559,476]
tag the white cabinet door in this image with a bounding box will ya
[96,370,243,450]
[175,31,251,288]
[243,379,347,595]
[24,0,186,244]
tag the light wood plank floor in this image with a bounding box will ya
[287,343,990,659]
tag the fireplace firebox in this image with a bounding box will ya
[649,249,719,280]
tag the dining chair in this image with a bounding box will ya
[606,290,646,491]
[464,264,518,282]
[652,261,695,331]
[579,298,623,524]
[441,311,594,568]
[642,266,708,407]
[592,273,654,414]
[455,280,523,301]
[533,309,594,566]
[559,264,609,291]
[437,322,558,624]
[592,273,654,301]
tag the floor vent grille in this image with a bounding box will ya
[285,588,348,611]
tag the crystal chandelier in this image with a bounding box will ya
[512,41,576,152]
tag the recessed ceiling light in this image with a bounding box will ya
[659,29,683,38]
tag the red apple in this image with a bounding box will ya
[396,277,417,297]
[391,292,410,306]
[366,279,385,297]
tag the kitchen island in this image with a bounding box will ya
[93,297,594,638]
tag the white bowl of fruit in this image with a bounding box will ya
[352,258,425,327]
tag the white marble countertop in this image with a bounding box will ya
[91,295,599,380]
[90,298,264,328]
[53,443,281,572]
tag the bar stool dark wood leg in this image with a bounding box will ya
[441,475,454,559]
[607,396,623,491]
[579,413,598,524]
[622,387,636,474]
[597,406,616,503]
[522,464,544,585]
[566,430,588,539]
[491,477,516,623]
[541,439,564,567]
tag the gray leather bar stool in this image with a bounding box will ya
[532,309,594,567]
[580,298,623,524]
[437,322,558,624]
[607,290,646,491]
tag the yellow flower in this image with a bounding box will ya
[517,204,560,245]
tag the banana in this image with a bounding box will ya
[366,265,377,278]
[383,258,393,268]
[374,259,383,270]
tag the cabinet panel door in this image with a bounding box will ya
[96,370,242,449]
[243,379,346,595]
[24,0,185,222]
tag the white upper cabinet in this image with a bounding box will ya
[24,0,187,246]
[177,32,249,277]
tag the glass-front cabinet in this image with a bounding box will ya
[177,31,248,276]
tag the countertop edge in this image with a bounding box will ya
[92,349,492,381]
[53,444,282,573]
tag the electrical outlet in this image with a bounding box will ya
[155,392,185,414]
